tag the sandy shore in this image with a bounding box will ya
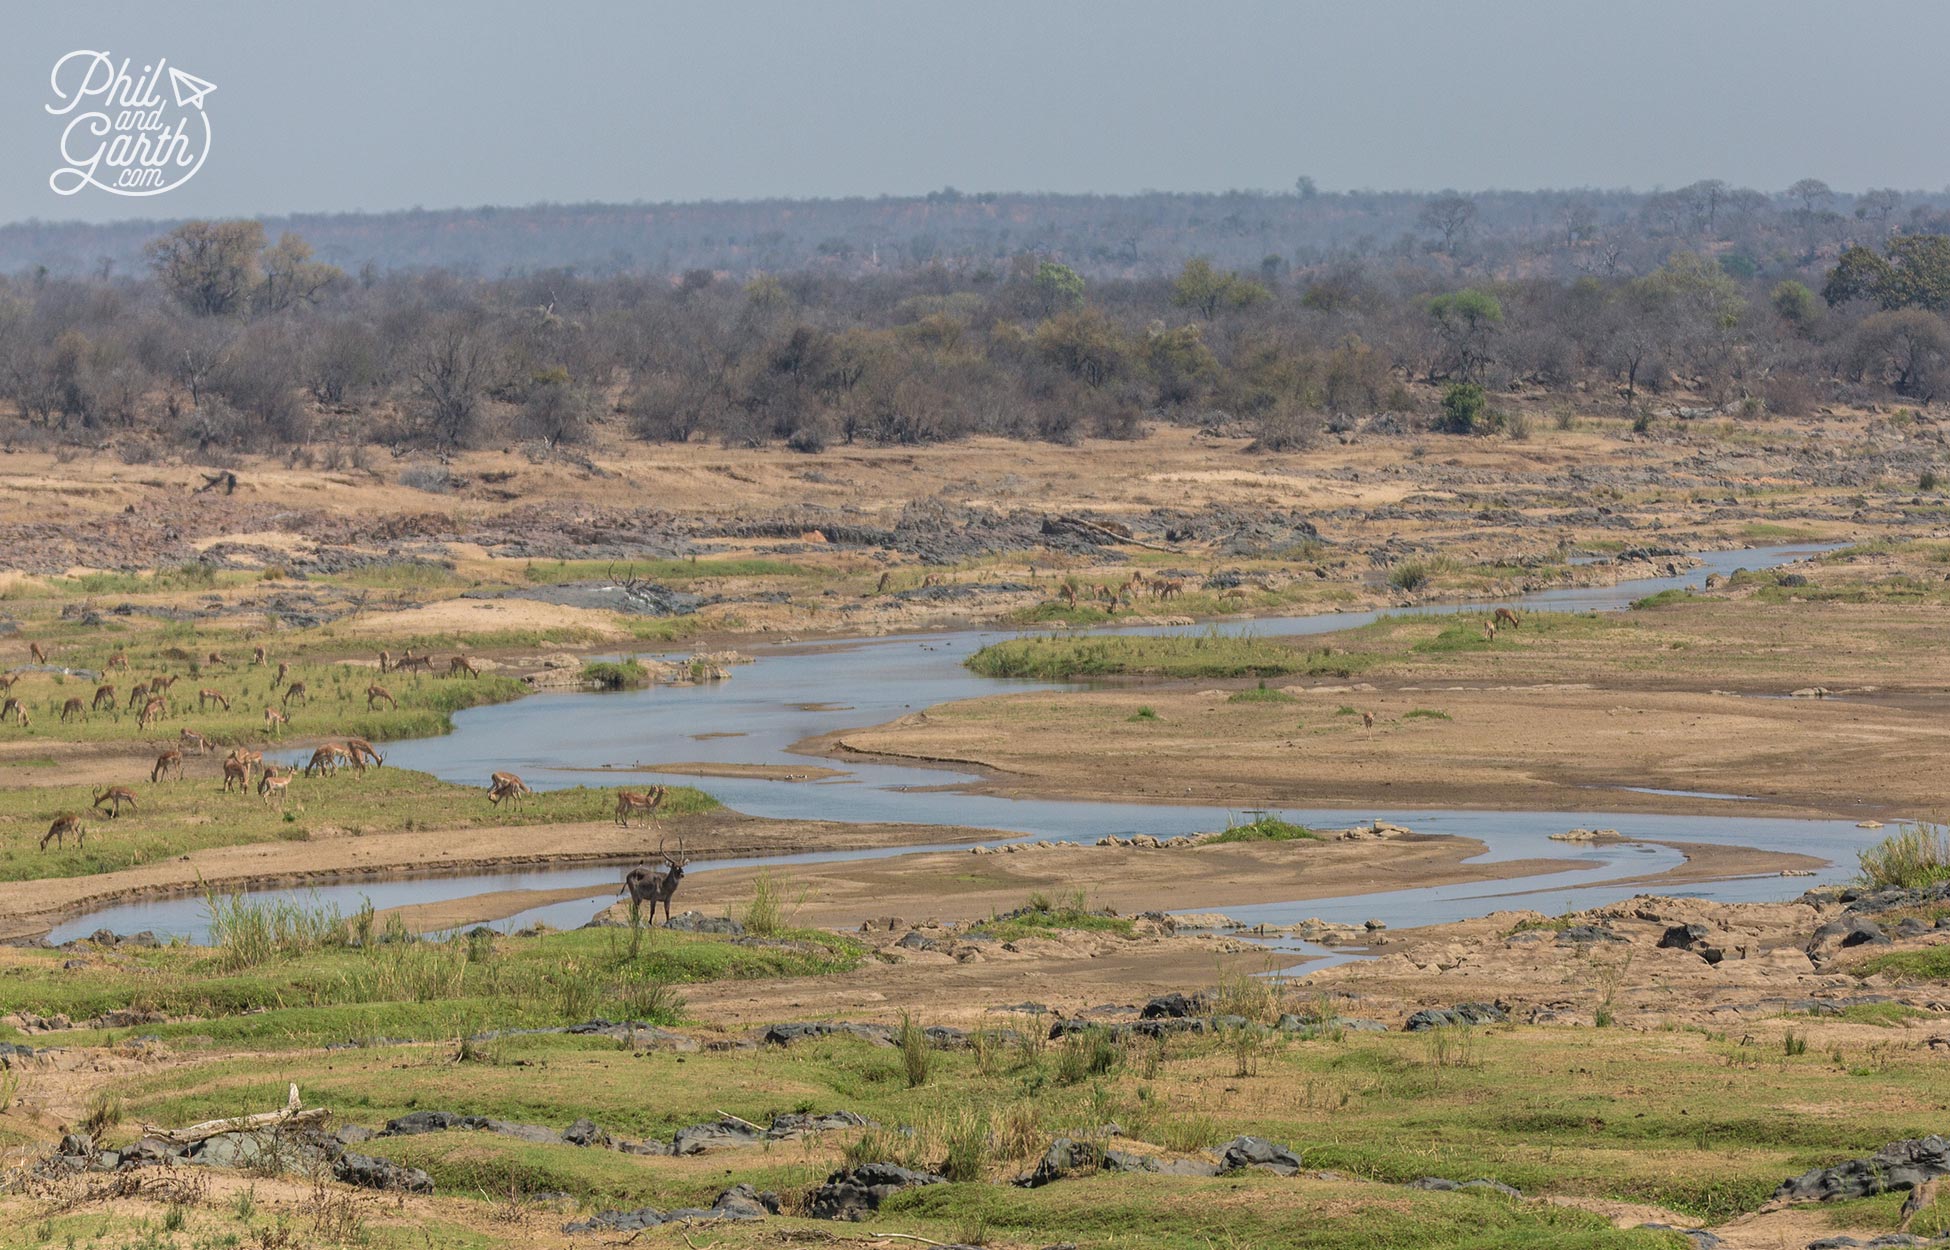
[811,680,1941,821]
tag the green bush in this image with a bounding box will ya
[1858,823,1950,889]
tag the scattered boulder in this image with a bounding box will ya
[1658,923,1726,965]
[761,1021,897,1047]
[1217,1135,1302,1176]
[1141,992,1209,1019]
[806,1162,947,1220]
[1403,1003,1508,1031]
[1774,1136,1950,1203]
[334,1151,434,1193]
[663,911,744,935]
[1554,925,1626,945]
[561,1186,777,1233]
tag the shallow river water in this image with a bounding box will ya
[51,543,1880,947]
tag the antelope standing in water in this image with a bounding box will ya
[621,839,689,927]
[614,786,668,827]
[92,787,138,818]
[41,814,85,851]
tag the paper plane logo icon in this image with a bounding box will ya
[168,66,216,110]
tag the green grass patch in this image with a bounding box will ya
[1227,682,1299,704]
[1206,815,1320,844]
[969,632,1373,680]
[1854,946,1950,983]
[580,658,649,690]
[1403,707,1452,721]
[0,768,717,883]
[967,890,1135,941]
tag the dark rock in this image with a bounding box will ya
[703,1184,779,1220]
[334,1125,375,1145]
[1774,1135,1950,1202]
[662,910,744,935]
[1658,923,1726,965]
[1017,1138,1105,1187]
[761,1021,897,1047]
[769,1111,869,1137]
[380,1110,474,1136]
[806,1162,947,1220]
[560,1117,608,1148]
[1554,925,1625,945]
[334,1151,434,1194]
[1403,1002,1508,1031]
[672,1118,766,1155]
[1217,1135,1302,1176]
[57,1132,91,1157]
[1141,992,1208,1019]
[482,1120,561,1145]
[895,930,939,952]
[120,1136,184,1167]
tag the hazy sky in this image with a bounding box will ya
[4,0,1948,225]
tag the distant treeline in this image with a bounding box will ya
[7,181,1950,280]
[4,188,1950,457]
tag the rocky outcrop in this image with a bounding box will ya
[562,1185,778,1232]
[806,1163,947,1220]
[1774,1136,1950,1202]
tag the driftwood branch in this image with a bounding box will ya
[1057,514,1179,552]
[714,1109,764,1133]
[142,1083,327,1145]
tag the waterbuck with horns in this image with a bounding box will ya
[621,839,689,928]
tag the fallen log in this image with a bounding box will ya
[142,1083,328,1145]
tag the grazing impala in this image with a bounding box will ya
[621,839,689,927]
[487,771,531,809]
[614,787,668,827]
[207,651,228,668]
[447,654,480,678]
[198,688,231,712]
[258,768,292,806]
[29,642,47,664]
[179,727,211,754]
[60,697,85,722]
[91,683,117,711]
[394,651,434,674]
[136,697,166,729]
[1493,607,1521,630]
[263,706,288,734]
[92,786,138,817]
[345,737,383,769]
[271,661,289,689]
[282,681,307,708]
[151,749,184,782]
[221,756,252,794]
[377,649,392,673]
[125,682,150,711]
[304,745,347,777]
[365,684,396,711]
[251,645,267,666]
[40,814,85,851]
[106,651,128,671]
[0,672,19,691]
[3,697,30,727]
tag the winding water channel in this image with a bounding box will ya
[51,543,1882,949]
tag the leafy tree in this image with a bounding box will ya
[257,233,342,313]
[1771,280,1820,332]
[1824,236,1950,312]
[144,220,265,316]
[1428,288,1503,382]
[1171,258,1269,319]
[1850,309,1950,399]
[1032,261,1085,313]
[1034,308,1126,387]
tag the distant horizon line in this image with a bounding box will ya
[4,179,1940,233]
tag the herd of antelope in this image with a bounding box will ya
[6,640,522,854]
